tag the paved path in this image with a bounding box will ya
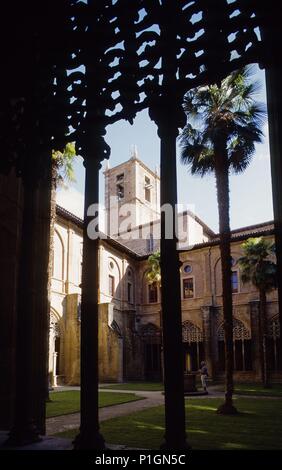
[46,386,224,435]
[47,385,282,435]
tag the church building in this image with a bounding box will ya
[49,154,280,386]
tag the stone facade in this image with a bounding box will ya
[47,157,281,386]
[1,158,280,416]
[104,154,160,236]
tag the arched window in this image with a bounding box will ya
[53,231,64,280]
[141,323,161,381]
[231,270,239,293]
[182,321,203,372]
[49,310,62,384]
[217,318,252,371]
[148,282,158,303]
[127,267,134,303]
[267,315,281,371]
[108,257,121,299]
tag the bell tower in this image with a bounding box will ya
[104,148,160,236]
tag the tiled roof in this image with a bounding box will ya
[56,204,275,259]
[178,224,275,253]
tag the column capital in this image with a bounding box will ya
[83,158,103,170]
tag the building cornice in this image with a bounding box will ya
[56,204,275,261]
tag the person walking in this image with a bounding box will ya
[199,361,209,393]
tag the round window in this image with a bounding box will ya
[231,257,236,267]
[109,261,115,270]
[184,264,192,274]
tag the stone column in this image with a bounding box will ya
[32,163,53,434]
[201,306,215,378]
[250,300,262,381]
[52,352,58,387]
[73,157,105,450]
[0,171,22,431]
[157,123,189,449]
[147,0,189,449]
[262,3,282,359]
[5,173,42,445]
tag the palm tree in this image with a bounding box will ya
[47,142,77,396]
[50,141,77,273]
[52,142,77,189]
[146,251,161,286]
[179,65,265,414]
[146,251,163,380]
[238,237,276,387]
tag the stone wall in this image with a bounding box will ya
[98,303,124,383]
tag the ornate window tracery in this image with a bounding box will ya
[182,321,203,343]
[182,321,203,372]
[267,315,281,371]
[217,318,252,371]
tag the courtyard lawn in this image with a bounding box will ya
[232,383,282,397]
[46,391,143,418]
[55,397,282,449]
[100,382,164,392]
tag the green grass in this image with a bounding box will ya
[232,383,282,397]
[99,382,164,391]
[55,397,282,449]
[46,391,143,418]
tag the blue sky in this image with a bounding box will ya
[57,65,273,233]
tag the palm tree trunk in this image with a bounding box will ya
[46,166,57,400]
[259,289,269,387]
[214,143,237,415]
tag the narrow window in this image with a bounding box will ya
[116,184,124,200]
[183,278,194,299]
[127,282,132,303]
[231,271,239,293]
[148,282,158,303]
[109,275,115,297]
[145,176,151,202]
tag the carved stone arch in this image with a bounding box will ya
[126,264,134,280]
[108,256,121,282]
[141,322,161,338]
[110,319,123,338]
[230,252,241,266]
[142,269,159,304]
[214,255,240,295]
[140,323,162,381]
[50,308,62,337]
[182,321,203,343]
[108,256,122,299]
[267,314,280,339]
[217,318,251,341]
[125,265,135,301]
[142,268,150,283]
[214,256,222,296]
[53,229,65,280]
[49,308,64,384]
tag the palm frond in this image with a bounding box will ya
[180,65,265,178]
[238,237,277,292]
